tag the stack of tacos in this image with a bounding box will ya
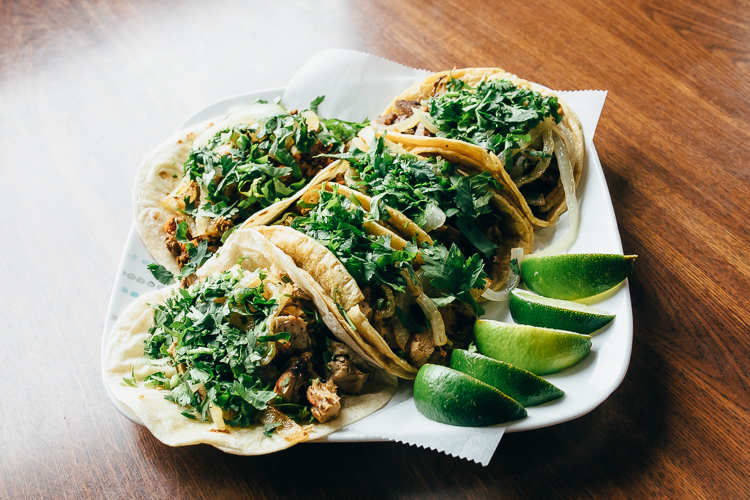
[113,67,584,452]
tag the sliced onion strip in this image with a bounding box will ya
[421,202,446,232]
[515,129,554,187]
[260,407,308,443]
[410,108,440,135]
[532,132,580,257]
[416,294,447,346]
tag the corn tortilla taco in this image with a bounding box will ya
[103,227,396,455]
[336,129,533,295]
[375,68,584,228]
[249,183,494,379]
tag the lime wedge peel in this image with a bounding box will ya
[450,349,564,407]
[520,254,637,300]
[509,289,615,335]
[414,364,527,427]
[474,319,592,376]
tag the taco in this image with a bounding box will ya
[134,99,366,282]
[103,227,396,455]
[375,68,584,229]
[251,183,492,379]
[335,129,533,296]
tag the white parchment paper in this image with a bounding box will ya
[282,49,608,466]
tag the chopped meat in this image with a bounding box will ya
[373,316,398,351]
[405,331,435,368]
[272,315,311,351]
[180,274,197,289]
[274,353,311,404]
[328,340,367,369]
[359,301,373,321]
[376,112,398,126]
[375,99,420,125]
[162,215,233,270]
[325,356,369,395]
[426,346,449,366]
[296,142,335,179]
[414,123,432,137]
[306,379,340,423]
[163,217,190,268]
[291,284,312,301]
[439,301,476,348]
[204,217,233,248]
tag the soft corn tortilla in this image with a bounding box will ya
[378,68,585,228]
[331,149,533,291]
[255,225,419,380]
[104,227,397,455]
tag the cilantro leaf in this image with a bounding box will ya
[421,244,487,316]
[148,263,175,285]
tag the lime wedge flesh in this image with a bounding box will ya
[509,289,615,334]
[414,364,527,426]
[474,319,591,375]
[521,254,637,300]
[450,349,564,406]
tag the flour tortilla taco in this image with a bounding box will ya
[134,99,366,283]
[104,227,396,455]
[250,181,494,379]
[375,68,584,229]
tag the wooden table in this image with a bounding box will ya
[2,0,748,498]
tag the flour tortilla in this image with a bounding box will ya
[378,68,585,228]
[133,103,302,275]
[104,227,397,455]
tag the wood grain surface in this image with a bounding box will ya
[1,0,749,498]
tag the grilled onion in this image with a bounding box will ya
[259,407,308,443]
[532,131,580,256]
[417,294,447,346]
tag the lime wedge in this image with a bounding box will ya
[509,289,615,334]
[414,364,527,426]
[474,319,591,375]
[521,254,636,300]
[450,349,564,406]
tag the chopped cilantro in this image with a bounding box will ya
[141,267,294,427]
[420,244,487,316]
[148,263,175,285]
[427,77,561,169]
[335,134,501,258]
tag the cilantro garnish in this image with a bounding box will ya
[141,267,289,427]
[427,78,561,168]
[420,244,487,316]
[291,187,414,291]
[337,134,502,257]
[181,98,366,227]
[148,263,175,285]
[292,187,487,315]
